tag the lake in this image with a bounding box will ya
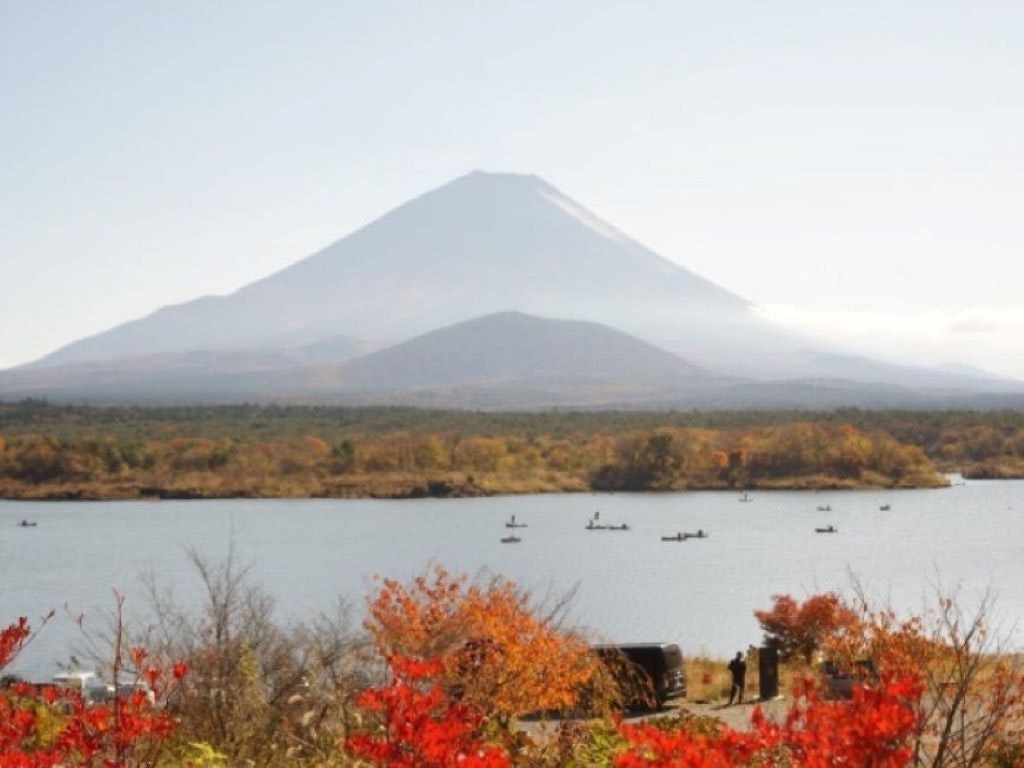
[2,477,1022,679]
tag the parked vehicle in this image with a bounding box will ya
[819,658,879,700]
[50,669,154,705]
[592,643,687,711]
[50,670,110,705]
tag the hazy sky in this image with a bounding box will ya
[3,1,1023,376]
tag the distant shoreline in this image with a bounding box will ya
[0,474,950,502]
[3,402,999,503]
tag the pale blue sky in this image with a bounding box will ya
[3,1,1024,375]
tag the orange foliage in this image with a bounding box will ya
[754,593,859,663]
[365,567,598,723]
[820,592,1024,767]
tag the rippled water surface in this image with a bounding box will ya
[2,478,1022,678]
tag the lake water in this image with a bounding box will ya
[2,477,1022,679]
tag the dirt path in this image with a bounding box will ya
[516,695,791,743]
[677,696,790,731]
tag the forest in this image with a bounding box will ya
[3,400,1012,499]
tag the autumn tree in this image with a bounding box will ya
[364,566,603,725]
[822,587,1024,768]
[136,544,367,766]
[754,592,859,663]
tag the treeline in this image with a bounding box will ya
[3,400,1024,475]
[4,399,1024,450]
[0,419,945,499]
[589,423,939,491]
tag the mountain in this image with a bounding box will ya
[773,350,1024,394]
[0,312,718,406]
[0,336,371,403]
[6,310,1023,410]
[29,171,768,371]
[9,170,1024,405]
[333,311,706,389]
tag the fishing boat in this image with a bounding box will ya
[661,533,686,542]
[816,504,833,512]
[607,523,630,531]
[17,520,37,528]
[879,504,891,511]
[684,529,709,539]
[500,535,521,544]
[504,514,527,528]
[815,525,838,534]
[585,520,608,530]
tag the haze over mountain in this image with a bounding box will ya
[0,313,710,405]
[8,310,1018,409]
[286,311,714,405]
[32,172,778,370]
[7,171,1023,407]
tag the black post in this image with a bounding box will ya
[759,644,779,700]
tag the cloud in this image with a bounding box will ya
[754,305,1024,380]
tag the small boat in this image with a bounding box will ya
[739,492,753,502]
[879,504,891,511]
[607,523,630,531]
[18,520,37,528]
[500,535,521,544]
[815,525,838,534]
[585,520,608,530]
[661,533,687,542]
[504,514,527,528]
[816,504,833,512]
[684,529,709,539]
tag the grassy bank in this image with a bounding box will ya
[0,466,946,502]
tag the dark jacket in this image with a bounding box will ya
[728,657,747,682]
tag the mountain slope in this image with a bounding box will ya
[10,309,1021,409]
[0,312,715,405]
[31,171,758,369]
[14,170,1024,402]
[330,311,708,391]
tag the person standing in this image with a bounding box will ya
[727,651,747,705]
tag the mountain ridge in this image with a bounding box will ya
[9,170,1024,405]
[30,171,751,369]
